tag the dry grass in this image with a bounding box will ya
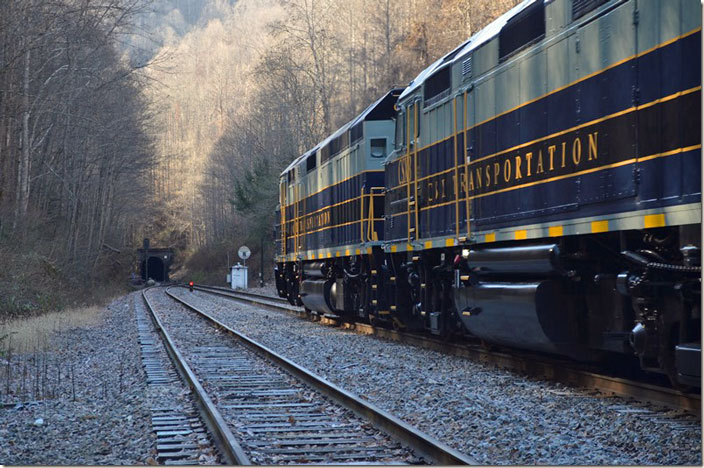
[1,305,102,354]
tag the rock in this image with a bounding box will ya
[33,418,43,426]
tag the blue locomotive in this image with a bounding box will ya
[275,0,701,386]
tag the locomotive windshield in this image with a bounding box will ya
[370,138,386,158]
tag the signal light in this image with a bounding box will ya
[189,281,194,292]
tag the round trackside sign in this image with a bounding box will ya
[238,245,251,260]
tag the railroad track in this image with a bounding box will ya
[192,285,291,307]
[189,283,701,413]
[142,286,474,465]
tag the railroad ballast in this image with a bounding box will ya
[274,0,702,386]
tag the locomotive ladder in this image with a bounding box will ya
[463,90,471,239]
[406,109,412,243]
[453,97,460,240]
[407,102,420,243]
[280,181,286,258]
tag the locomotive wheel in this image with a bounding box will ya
[391,317,406,331]
[304,307,318,321]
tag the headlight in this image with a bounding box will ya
[461,248,470,258]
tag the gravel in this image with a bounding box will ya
[172,287,702,465]
[145,288,420,465]
[3,286,697,465]
[0,291,218,465]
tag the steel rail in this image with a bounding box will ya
[193,283,288,304]
[165,287,477,465]
[192,284,304,317]
[141,288,251,465]
[190,285,701,413]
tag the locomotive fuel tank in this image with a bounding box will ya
[302,262,327,278]
[454,280,588,358]
[455,244,590,359]
[300,279,335,315]
[299,262,345,315]
[465,244,561,275]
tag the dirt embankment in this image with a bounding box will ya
[0,245,131,322]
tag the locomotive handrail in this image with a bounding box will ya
[368,187,385,242]
[360,185,365,243]
[463,90,471,238]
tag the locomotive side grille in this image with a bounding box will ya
[499,0,545,61]
[462,57,472,79]
[572,0,609,20]
[423,66,451,107]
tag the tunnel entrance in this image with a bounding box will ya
[141,256,167,281]
[137,241,174,283]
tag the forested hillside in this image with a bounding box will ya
[0,0,520,314]
[0,0,157,315]
[147,0,521,283]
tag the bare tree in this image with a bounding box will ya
[0,0,158,308]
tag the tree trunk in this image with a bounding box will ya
[14,45,30,229]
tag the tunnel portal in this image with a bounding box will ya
[137,243,174,282]
[141,256,167,281]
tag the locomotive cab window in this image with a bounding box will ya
[395,110,406,151]
[407,102,420,150]
[370,138,387,158]
[414,102,421,139]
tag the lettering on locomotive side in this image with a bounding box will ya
[468,131,599,195]
[287,208,333,238]
[396,155,416,186]
[398,159,408,185]
[303,209,332,232]
[415,130,602,208]
[426,178,448,203]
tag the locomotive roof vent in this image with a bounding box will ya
[423,66,451,107]
[306,152,316,173]
[572,0,609,21]
[499,0,545,61]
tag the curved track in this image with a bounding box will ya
[143,286,475,465]
[190,284,701,413]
